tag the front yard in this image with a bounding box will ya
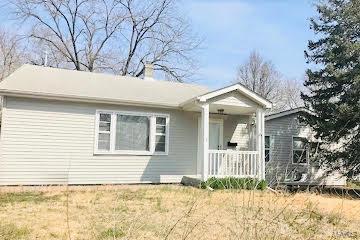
[0,185,359,240]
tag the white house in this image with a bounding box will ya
[265,108,346,186]
[0,64,271,185]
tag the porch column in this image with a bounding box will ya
[256,108,265,179]
[200,104,209,181]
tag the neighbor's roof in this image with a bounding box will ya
[265,107,311,121]
[0,65,209,108]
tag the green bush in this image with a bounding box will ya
[200,177,267,190]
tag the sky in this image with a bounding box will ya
[0,0,317,89]
[182,0,317,89]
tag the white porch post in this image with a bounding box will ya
[200,104,209,181]
[256,108,265,179]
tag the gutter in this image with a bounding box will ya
[0,89,181,110]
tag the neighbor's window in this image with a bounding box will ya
[264,136,271,162]
[292,137,309,164]
[95,111,169,155]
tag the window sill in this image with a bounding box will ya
[93,151,168,156]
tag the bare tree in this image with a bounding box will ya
[13,0,126,72]
[0,29,24,81]
[235,51,281,102]
[235,51,303,111]
[12,0,200,81]
[277,78,304,110]
[116,0,200,81]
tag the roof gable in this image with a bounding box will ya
[197,84,272,109]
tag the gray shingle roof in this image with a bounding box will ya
[0,65,209,108]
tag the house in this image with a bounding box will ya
[0,64,272,185]
[264,108,346,186]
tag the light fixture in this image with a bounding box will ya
[217,109,224,115]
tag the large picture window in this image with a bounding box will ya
[292,137,309,164]
[115,115,150,151]
[95,110,169,155]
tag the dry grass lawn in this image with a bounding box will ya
[0,185,359,240]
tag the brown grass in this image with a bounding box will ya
[0,185,359,240]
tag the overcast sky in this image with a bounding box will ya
[182,0,316,89]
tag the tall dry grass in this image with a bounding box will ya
[0,185,359,240]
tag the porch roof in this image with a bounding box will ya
[181,84,272,114]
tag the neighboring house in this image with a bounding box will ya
[264,108,346,186]
[0,64,272,185]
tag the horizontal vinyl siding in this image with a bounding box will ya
[265,113,345,186]
[0,97,199,185]
[223,115,251,150]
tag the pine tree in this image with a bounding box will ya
[302,0,360,177]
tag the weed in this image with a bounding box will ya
[327,212,341,226]
[0,192,58,205]
[97,227,125,240]
[200,177,267,190]
[0,223,29,240]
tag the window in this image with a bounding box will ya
[97,113,111,150]
[115,115,150,151]
[264,136,271,162]
[292,137,309,164]
[155,117,167,152]
[95,110,169,155]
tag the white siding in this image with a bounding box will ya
[0,97,253,186]
[0,97,200,185]
[209,91,258,108]
[223,115,251,150]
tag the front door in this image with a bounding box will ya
[209,120,223,150]
[197,118,224,175]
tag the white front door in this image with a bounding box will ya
[209,120,223,150]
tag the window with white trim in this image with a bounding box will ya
[95,111,169,155]
[264,136,271,162]
[98,113,111,151]
[155,117,167,152]
[292,137,309,164]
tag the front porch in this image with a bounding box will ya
[208,150,260,178]
[182,84,272,181]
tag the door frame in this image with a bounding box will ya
[197,117,224,175]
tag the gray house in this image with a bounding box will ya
[265,108,346,186]
[0,64,272,185]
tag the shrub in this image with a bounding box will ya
[200,177,267,190]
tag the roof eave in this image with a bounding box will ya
[265,107,313,121]
[0,90,180,109]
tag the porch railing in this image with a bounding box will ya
[208,150,260,178]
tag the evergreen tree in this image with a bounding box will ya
[302,0,360,177]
